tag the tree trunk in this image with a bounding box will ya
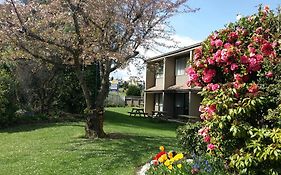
[75,65,106,139]
[84,107,106,139]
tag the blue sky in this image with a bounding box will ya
[171,0,280,41]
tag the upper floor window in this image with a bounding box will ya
[175,57,187,76]
[156,64,163,78]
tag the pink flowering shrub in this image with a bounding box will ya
[187,6,281,174]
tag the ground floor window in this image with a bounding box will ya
[175,93,189,115]
[154,93,163,111]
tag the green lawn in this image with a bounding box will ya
[0,107,181,175]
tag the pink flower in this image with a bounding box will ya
[221,49,229,63]
[261,42,274,56]
[214,50,222,62]
[206,104,216,115]
[200,114,206,120]
[195,60,204,68]
[207,83,220,91]
[202,69,216,83]
[210,40,215,46]
[235,41,242,46]
[248,44,256,54]
[234,74,242,82]
[198,127,209,137]
[186,67,199,83]
[255,27,263,34]
[215,39,223,47]
[248,83,259,93]
[224,43,232,49]
[255,54,263,62]
[223,67,229,73]
[228,32,238,42]
[199,105,205,112]
[211,84,220,91]
[233,82,242,89]
[204,135,211,143]
[193,47,202,60]
[240,55,249,64]
[266,71,273,78]
[231,63,239,71]
[207,57,215,65]
[207,144,216,150]
[263,5,270,13]
[248,57,261,72]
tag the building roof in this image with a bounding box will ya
[166,84,201,92]
[145,86,164,92]
[145,42,201,63]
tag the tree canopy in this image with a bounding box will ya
[0,0,197,138]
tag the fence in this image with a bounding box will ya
[125,96,144,107]
[105,93,125,107]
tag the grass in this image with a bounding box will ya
[0,107,182,175]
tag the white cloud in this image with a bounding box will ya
[111,35,199,81]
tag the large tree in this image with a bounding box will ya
[0,0,197,138]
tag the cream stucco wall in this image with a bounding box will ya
[144,93,154,114]
[164,58,175,89]
[145,63,155,89]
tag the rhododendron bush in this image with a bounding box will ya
[187,6,281,174]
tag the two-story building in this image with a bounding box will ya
[144,43,202,118]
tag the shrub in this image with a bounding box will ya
[177,122,206,155]
[0,63,18,126]
[126,85,141,96]
[187,6,281,174]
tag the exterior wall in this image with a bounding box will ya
[155,78,164,88]
[145,63,155,89]
[144,93,154,114]
[164,58,175,89]
[189,92,202,116]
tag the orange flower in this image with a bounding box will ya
[159,146,164,152]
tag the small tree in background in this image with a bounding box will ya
[126,85,141,97]
[187,6,281,174]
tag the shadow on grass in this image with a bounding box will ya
[0,122,84,133]
[0,108,182,133]
[105,110,181,132]
[65,133,179,173]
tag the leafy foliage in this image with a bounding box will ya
[186,6,281,174]
[126,85,141,96]
[177,122,206,155]
[0,62,18,126]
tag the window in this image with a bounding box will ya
[154,93,163,111]
[175,57,187,76]
[156,64,163,78]
[175,93,189,115]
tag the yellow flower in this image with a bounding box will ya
[158,157,164,163]
[177,164,182,169]
[162,154,168,161]
[174,153,184,161]
[164,160,170,166]
[168,165,173,170]
[168,151,173,159]
[159,146,165,152]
